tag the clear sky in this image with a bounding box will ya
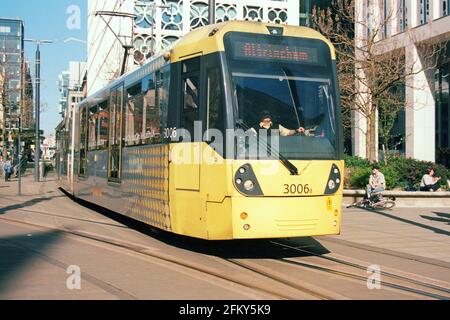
[2,0,87,136]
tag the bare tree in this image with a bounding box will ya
[312,0,446,162]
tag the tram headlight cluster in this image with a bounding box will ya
[324,164,342,195]
[234,164,263,196]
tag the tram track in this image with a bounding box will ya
[2,211,449,300]
[0,215,327,300]
[318,236,450,269]
[274,240,450,293]
[217,248,449,300]
[2,192,449,300]
[269,240,450,300]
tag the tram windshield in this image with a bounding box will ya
[224,32,340,160]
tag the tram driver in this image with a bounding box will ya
[248,111,308,137]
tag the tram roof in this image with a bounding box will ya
[169,20,336,62]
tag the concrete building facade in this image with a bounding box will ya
[353,0,450,167]
[86,0,329,95]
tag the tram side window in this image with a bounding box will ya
[62,129,68,175]
[206,66,224,136]
[142,76,157,144]
[109,85,124,180]
[157,66,170,143]
[181,59,201,139]
[88,105,98,151]
[182,76,200,138]
[124,83,144,147]
[97,100,109,149]
[79,106,88,176]
[141,67,170,145]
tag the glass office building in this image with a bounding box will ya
[0,18,24,134]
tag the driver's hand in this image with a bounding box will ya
[296,127,305,133]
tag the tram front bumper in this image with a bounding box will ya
[230,195,342,239]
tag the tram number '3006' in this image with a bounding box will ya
[283,184,312,194]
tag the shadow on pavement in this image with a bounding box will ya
[0,195,65,215]
[420,212,450,225]
[0,230,63,297]
[69,191,330,259]
[360,208,450,236]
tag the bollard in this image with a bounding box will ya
[39,160,45,180]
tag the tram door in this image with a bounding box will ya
[108,83,124,182]
[78,105,88,177]
[169,56,208,238]
[176,57,201,190]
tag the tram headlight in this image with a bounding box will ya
[244,180,255,191]
[328,179,336,190]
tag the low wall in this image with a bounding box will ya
[343,190,450,207]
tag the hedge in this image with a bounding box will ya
[344,155,450,190]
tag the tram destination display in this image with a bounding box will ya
[232,40,320,64]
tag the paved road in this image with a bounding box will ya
[330,206,450,263]
[0,173,449,300]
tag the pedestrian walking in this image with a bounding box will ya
[2,158,12,182]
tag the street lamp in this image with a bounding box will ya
[209,0,216,24]
[24,39,53,182]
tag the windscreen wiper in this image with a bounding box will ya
[278,152,299,175]
[237,120,299,176]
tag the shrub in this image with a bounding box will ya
[344,155,370,168]
[379,165,400,190]
[347,167,372,189]
[344,155,450,190]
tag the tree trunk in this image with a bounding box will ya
[366,111,378,162]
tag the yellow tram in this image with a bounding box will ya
[56,21,344,240]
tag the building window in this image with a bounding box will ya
[383,0,388,38]
[435,61,450,168]
[300,0,311,26]
[400,0,408,32]
[420,0,429,24]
